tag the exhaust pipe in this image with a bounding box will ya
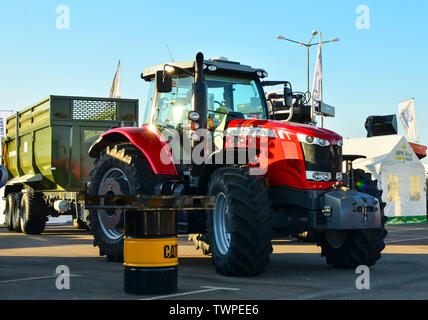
[192,52,207,130]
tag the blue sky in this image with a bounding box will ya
[0,0,427,163]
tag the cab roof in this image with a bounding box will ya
[141,58,267,81]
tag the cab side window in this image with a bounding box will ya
[153,76,193,130]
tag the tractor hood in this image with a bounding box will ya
[226,119,342,145]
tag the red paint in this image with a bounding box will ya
[226,119,343,190]
[99,125,178,176]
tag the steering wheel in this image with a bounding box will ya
[214,100,225,108]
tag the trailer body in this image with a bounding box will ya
[2,95,138,227]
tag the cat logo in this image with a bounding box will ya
[164,244,178,259]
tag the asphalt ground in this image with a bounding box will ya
[1,223,428,300]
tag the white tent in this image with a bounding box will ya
[343,135,426,224]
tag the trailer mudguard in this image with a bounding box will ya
[88,125,178,176]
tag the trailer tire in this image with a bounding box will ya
[20,191,47,235]
[317,169,388,268]
[87,143,156,262]
[207,167,273,276]
[12,193,22,233]
[5,194,14,231]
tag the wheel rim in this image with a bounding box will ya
[97,168,131,240]
[213,192,231,256]
[325,230,347,248]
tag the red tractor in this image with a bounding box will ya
[87,52,387,276]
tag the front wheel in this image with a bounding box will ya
[207,167,273,276]
[317,169,388,268]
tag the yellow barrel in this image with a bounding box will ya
[123,210,177,295]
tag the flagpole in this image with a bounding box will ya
[319,32,324,128]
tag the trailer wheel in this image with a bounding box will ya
[207,167,273,276]
[20,191,47,235]
[12,193,22,233]
[4,194,15,231]
[317,169,388,268]
[88,143,156,262]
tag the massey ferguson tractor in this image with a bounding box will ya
[86,52,387,276]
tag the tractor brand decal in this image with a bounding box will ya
[164,244,178,259]
[226,127,277,138]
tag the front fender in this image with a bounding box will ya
[89,125,178,176]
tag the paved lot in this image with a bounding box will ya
[1,223,428,300]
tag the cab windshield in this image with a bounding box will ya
[152,74,267,130]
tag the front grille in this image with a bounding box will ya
[300,143,342,180]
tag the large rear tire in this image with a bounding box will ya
[317,169,388,268]
[87,143,156,262]
[207,167,273,276]
[20,191,47,235]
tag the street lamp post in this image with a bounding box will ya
[276,32,339,99]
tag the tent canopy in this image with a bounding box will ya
[343,135,426,224]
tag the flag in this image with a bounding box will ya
[311,36,322,103]
[109,60,121,98]
[398,98,418,141]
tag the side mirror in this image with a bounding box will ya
[156,70,172,93]
[284,81,293,108]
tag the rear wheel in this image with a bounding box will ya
[20,191,47,235]
[87,143,156,262]
[317,169,388,268]
[207,167,273,276]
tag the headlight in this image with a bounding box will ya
[336,172,343,182]
[337,140,343,147]
[306,171,331,182]
[297,133,331,147]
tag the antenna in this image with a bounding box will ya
[166,45,175,62]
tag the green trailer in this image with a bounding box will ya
[1,95,138,233]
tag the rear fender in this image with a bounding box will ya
[88,125,178,176]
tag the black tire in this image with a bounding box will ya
[12,193,22,233]
[188,233,211,255]
[87,143,156,262]
[207,167,273,276]
[317,169,388,268]
[20,191,47,235]
[5,194,14,231]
